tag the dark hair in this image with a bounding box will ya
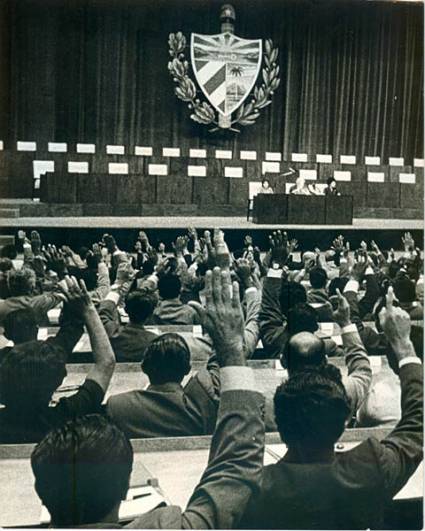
[274,366,350,449]
[158,274,182,300]
[141,260,155,276]
[125,290,157,324]
[142,333,191,385]
[0,341,66,408]
[77,267,98,292]
[31,414,133,527]
[281,332,326,372]
[309,267,328,289]
[3,309,38,343]
[7,268,36,296]
[328,277,348,297]
[394,275,416,304]
[0,257,13,272]
[1,243,18,260]
[326,177,336,186]
[287,303,319,335]
[279,281,307,316]
[78,246,89,261]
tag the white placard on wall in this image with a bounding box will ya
[106,145,125,155]
[413,158,424,168]
[48,142,67,152]
[365,156,380,165]
[262,161,280,174]
[134,146,153,156]
[77,143,96,154]
[148,164,168,176]
[108,163,128,174]
[33,160,55,179]
[316,154,332,163]
[340,155,356,164]
[291,153,308,162]
[0,140,3,150]
[189,149,207,158]
[299,169,317,180]
[224,166,243,178]
[333,170,351,181]
[240,150,257,160]
[265,152,282,162]
[399,173,416,184]
[215,150,232,159]
[162,147,181,157]
[68,161,89,174]
[188,165,206,177]
[389,157,404,166]
[17,141,36,151]
[367,172,385,182]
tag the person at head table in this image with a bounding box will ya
[324,177,341,196]
[289,175,311,195]
[258,179,274,194]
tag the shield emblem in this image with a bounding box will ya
[190,32,262,117]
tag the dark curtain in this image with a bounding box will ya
[5,0,424,161]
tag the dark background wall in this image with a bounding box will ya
[0,0,423,161]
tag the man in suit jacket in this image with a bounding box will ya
[31,267,265,529]
[239,286,422,529]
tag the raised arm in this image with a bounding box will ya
[332,288,372,415]
[64,276,116,393]
[185,268,265,529]
[377,287,423,498]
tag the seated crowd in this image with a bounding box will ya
[0,227,422,528]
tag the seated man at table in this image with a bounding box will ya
[106,332,219,438]
[31,267,265,529]
[0,276,116,443]
[153,273,200,325]
[99,288,158,362]
[239,287,422,529]
[289,175,311,195]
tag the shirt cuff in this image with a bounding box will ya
[365,267,374,275]
[341,323,358,334]
[245,287,258,295]
[104,291,120,305]
[267,269,282,278]
[220,366,256,392]
[344,280,359,293]
[399,357,422,368]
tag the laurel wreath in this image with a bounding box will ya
[168,32,280,132]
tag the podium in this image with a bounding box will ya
[253,194,353,225]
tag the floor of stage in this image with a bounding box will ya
[0,216,422,230]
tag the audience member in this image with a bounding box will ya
[31,267,265,528]
[153,273,200,325]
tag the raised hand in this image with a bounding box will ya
[269,230,289,266]
[244,234,253,247]
[213,229,230,269]
[332,289,351,328]
[173,235,189,256]
[115,261,135,285]
[187,227,198,240]
[350,260,367,282]
[402,232,415,251]
[60,276,94,315]
[30,230,42,256]
[360,240,368,252]
[189,267,245,366]
[379,286,412,354]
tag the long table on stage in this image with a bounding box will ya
[253,194,353,224]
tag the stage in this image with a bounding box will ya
[0,214,422,230]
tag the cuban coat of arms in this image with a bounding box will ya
[168,4,280,132]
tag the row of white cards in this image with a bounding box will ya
[31,160,418,183]
[1,141,423,167]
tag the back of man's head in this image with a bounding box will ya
[125,289,157,324]
[0,341,66,409]
[281,332,326,372]
[1,243,17,260]
[7,268,36,297]
[279,281,307,316]
[158,274,182,300]
[274,366,350,451]
[394,275,416,304]
[3,309,38,343]
[142,333,191,385]
[287,303,319,335]
[31,414,133,527]
[309,267,328,290]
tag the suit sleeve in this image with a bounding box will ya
[341,325,372,414]
[358,274,380,318]
[378,363,423,498]
[46,312,84,360]
[243,287,261,359]
[259,275,288,358]
[90,262,111,302]
[98,299,122,339]
[182,380,265,529]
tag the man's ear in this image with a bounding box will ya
[184,363,191,376]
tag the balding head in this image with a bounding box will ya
[281,332,326,373]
